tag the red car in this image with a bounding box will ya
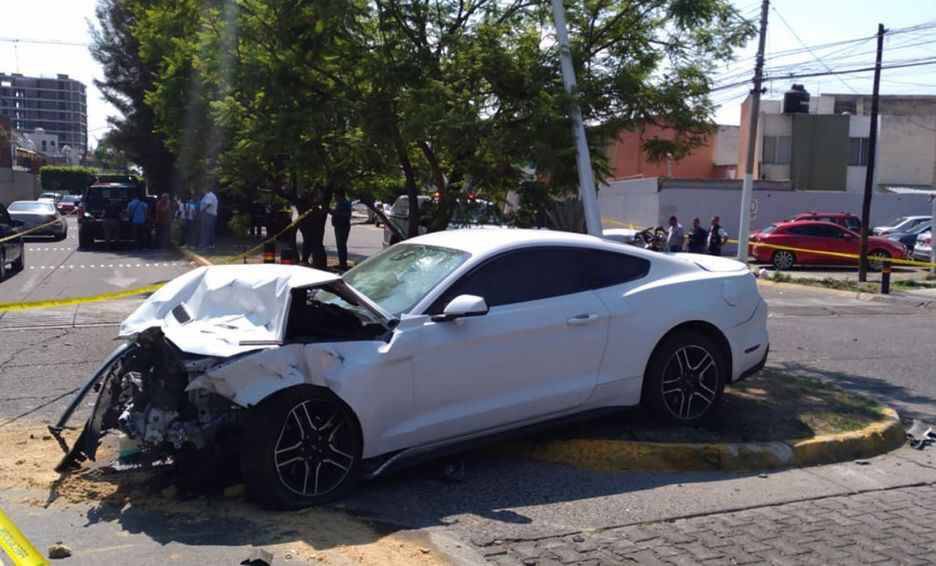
[750,220,907,270]
[56,195,82,215]
[789,211,862,232]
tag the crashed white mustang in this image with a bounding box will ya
[53,229,769,509]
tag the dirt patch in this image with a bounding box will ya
[0,426,445,565]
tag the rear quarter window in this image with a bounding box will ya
[585,249,650,289]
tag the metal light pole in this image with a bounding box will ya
[736,0,770,261]
[550,0,602,237]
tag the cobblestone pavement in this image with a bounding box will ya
[477,483,936,565]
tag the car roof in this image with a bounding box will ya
[776,220,846,229]
[793,212,855,218]
[405,227,659,258]
[10,200,53,206]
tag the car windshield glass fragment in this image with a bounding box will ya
[9,202,54,213]
[342,244,469,315]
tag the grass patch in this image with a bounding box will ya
[551,371,887,445]
[765,272,878,293]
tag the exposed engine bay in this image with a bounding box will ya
[52,327,238,472]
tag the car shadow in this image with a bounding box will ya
[56,360,927,552]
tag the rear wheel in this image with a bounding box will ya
[0,250,6,281]
[78,227,93,250]
[868,249,890,271]
[772,250,795,270]
[644,329,727,423]
[11,243,24,272]
[241,386,361,510]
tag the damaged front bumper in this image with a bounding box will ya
[51,328,240,473]
[50,342,133,472]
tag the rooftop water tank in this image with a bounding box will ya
[783,84,810,114]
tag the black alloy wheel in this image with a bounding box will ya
[645,329,727,423]
[241,386,361,509]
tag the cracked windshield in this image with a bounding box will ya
[1,0,936,564]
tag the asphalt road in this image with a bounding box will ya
[1,247,935,564]
[0,217,195,304]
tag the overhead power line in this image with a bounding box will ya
[770,5,859,94]
[0,37,89,47]
[710,58,936,92]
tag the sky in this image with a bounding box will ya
[1,0,935,150]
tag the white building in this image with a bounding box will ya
[738,87,936,193]
[21,128,61,157]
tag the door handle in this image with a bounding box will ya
[567,313,599,326]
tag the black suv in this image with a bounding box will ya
[0,202,26,280]
[78,182,153,249]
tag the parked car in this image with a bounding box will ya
[57,194,82,215]
[789,212,862,232]
[887,221,931,253]
[39,191,64,204]
[7,200,68,240]
[381,195,432,247]
[0,202,26,280]
[602,228,639,245]
[912,231,932,262]
[78,182,153,249]
[750,220,906,270]
[53,229,768,508]
[873,215,929,236]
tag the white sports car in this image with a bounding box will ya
[53,229,769,509]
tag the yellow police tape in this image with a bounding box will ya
[0,283,165,314]
[0,506,48,566]
[603,217,935,269]
[0,219,64,244]
[0,205,322,313]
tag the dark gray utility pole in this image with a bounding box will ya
[736,0,769,261]
[859,23,885,282]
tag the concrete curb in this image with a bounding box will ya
[516,408,904,473]
[175,246,213,267]
[757,278,936,309]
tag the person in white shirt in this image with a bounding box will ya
[199,189,219,249]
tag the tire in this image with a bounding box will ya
[0,250,6,281]
[11,243,24,272]
[868,249,890,271]
[78,228,93,250]
[54,231,67,242]
[772,250,795,270]
[240,385,361,510]
[644,329,728,424]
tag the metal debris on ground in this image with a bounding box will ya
[906,420,936,450]
[240,548,274,566]
[48,542,72,559]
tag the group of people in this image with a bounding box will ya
[111,189,219,250]
[665,215,728,256]
[176,189,219,250]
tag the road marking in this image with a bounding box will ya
[25,261,190,271]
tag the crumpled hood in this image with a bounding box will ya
[120,264,341,357]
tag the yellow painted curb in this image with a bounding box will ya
[514,408,904,473]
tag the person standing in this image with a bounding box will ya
[707,216,727,256]
[199,187,219,249]
[155,193,172,248]
[186,194,199,246]
[330,190,352,270]
[687,217,708,253]
[127,191,149,250]
[666,215,684,252]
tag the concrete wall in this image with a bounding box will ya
[877,114,936,187]
[0,169,39,205]
[713,126,739,166]
[600,177,933,254]
[606,124,717,179]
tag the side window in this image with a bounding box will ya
[788,225,816,236]
[845,217,861,231]
[584,250,650,289]
[429,248,587,313]
[814,225,844,238]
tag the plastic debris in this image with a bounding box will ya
[906,420,936,450]
[49,542,72,559]
[241,548,274,566]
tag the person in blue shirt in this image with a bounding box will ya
[127,191,149,250]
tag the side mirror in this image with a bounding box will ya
[431,294,489,323]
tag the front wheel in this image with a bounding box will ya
[772,250,795,270]
[644,329,727,423]
[78,227,93,250]
[11,243,24,272]
[241,386,361,510]
[0,250,6,281]
[868,249,890,271]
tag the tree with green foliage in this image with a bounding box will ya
[39,165,99,195]
[90,0,177,193]
[92,131,132,172]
